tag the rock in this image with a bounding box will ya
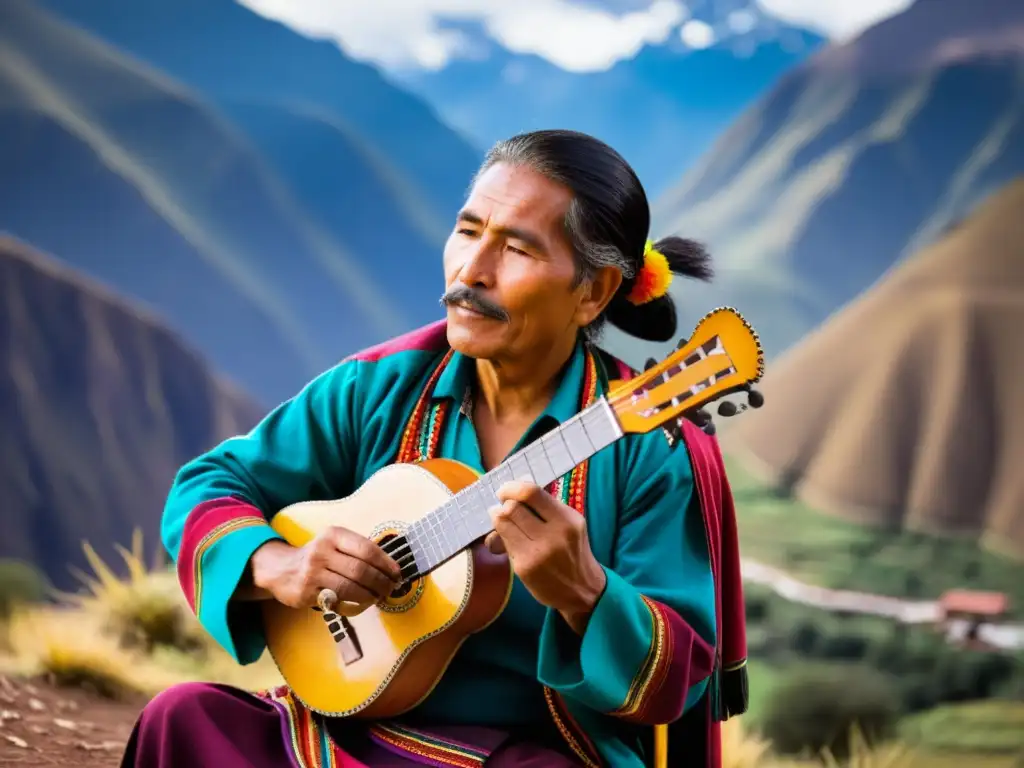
[29,725,49,735]
[75,740,121,752]
[0,710,21,723]
[53,718,77,730]
[27,698,45,712]
[3,734,29,749]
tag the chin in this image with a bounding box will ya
[446,313,505,360]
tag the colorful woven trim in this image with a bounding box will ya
[395,346,604,766]
[397,347,599,518]
[259,686,341,768]
[396,349,455,464]
[368,723,488,768]
[176,498,267,617]
[543,687,602,768]
[610,595,670,722]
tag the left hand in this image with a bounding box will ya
[486,480,607,632]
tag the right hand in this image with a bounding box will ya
[250,527,402,612]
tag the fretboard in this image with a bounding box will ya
[405,397,623,575]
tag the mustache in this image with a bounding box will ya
[439,286,510,323]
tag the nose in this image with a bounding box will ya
[457,238,497,290]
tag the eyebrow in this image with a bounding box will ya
[457,209,547,254]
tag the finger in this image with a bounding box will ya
[503,499,548,539]
[329,528,402,581]
[490,502,534,545]
[327,575,378,608]
[484,531,506,555]
[496,481,556,520]
[325,553,395,600]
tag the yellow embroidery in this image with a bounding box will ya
[612,596,667,718]
[191,517,265,616]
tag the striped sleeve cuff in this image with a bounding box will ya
[175,497,283,664]
[538,567,714,725]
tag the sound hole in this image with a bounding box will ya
[377,533,416,598]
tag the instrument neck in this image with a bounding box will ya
[405,397,623,575]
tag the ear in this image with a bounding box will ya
[573,265,622,328]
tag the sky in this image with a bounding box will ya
[236,0,916,73]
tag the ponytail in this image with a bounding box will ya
[605,237,713,342]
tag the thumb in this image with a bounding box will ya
[484,531,507,555]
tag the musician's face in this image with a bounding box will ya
[443,162,620,362]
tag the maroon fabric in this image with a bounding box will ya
[119,683,303,768]
[631,598,715,725]
[120,683,582,767]
[679,420,750,768]
[680,421,748,681]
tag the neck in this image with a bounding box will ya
[474,332,579,423]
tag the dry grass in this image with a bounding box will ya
[0,534,282,700]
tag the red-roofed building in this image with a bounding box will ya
[939,590,1010,619]
[937,590,1011,650]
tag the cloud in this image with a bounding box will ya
[680,20,715,49]
[753,0,915,42]
[238,0,688,73]
[237,0,915,72]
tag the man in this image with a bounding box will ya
[121,130,748,768]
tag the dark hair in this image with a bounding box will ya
[475,129,713,343]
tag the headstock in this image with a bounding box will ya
[607,307,765,438]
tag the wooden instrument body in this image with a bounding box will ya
[262,459,513,718]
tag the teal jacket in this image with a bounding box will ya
[164,321,717,767]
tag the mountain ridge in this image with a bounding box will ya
[722,178,1024,557]
[1,0,471,403]
[652,0,1024,363]
[0,236,265,589]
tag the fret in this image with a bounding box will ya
[540,428,576,478]
[507,452,534,484]
[522,442,557,488]
[558,415,596,464]
[465,484,494,538]
[485,462,514,495]
[581,400,622,451]
[403,398,624,578]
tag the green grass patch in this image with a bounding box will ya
[900,700,1024,755]
[726,456,1024,613]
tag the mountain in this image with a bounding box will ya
[0,237,264,590]
[0,0,478,405]
[723,179,1024,557]
[398,30,822,196]
[653,0,1024,362]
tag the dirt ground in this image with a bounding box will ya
[0,675,144,767]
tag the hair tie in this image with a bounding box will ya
[625,240,673,305]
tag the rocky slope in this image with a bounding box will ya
[0,237,264,589]
[723,178,1024,556]
[1,0,478,404]
[653,0,1024,362]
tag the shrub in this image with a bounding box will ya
[67,531,208,655]
[818,633,870,661]
[746,594,770,623]
[762,664,901,759]
[789,622,821,655]
[0,559,49,618]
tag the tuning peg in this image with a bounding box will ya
[717,401,738,417]
[747,388,765,409]
[692,408,711,427]
[676,337,688,350]
[644,357,658,371]
[703,420,717,436]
